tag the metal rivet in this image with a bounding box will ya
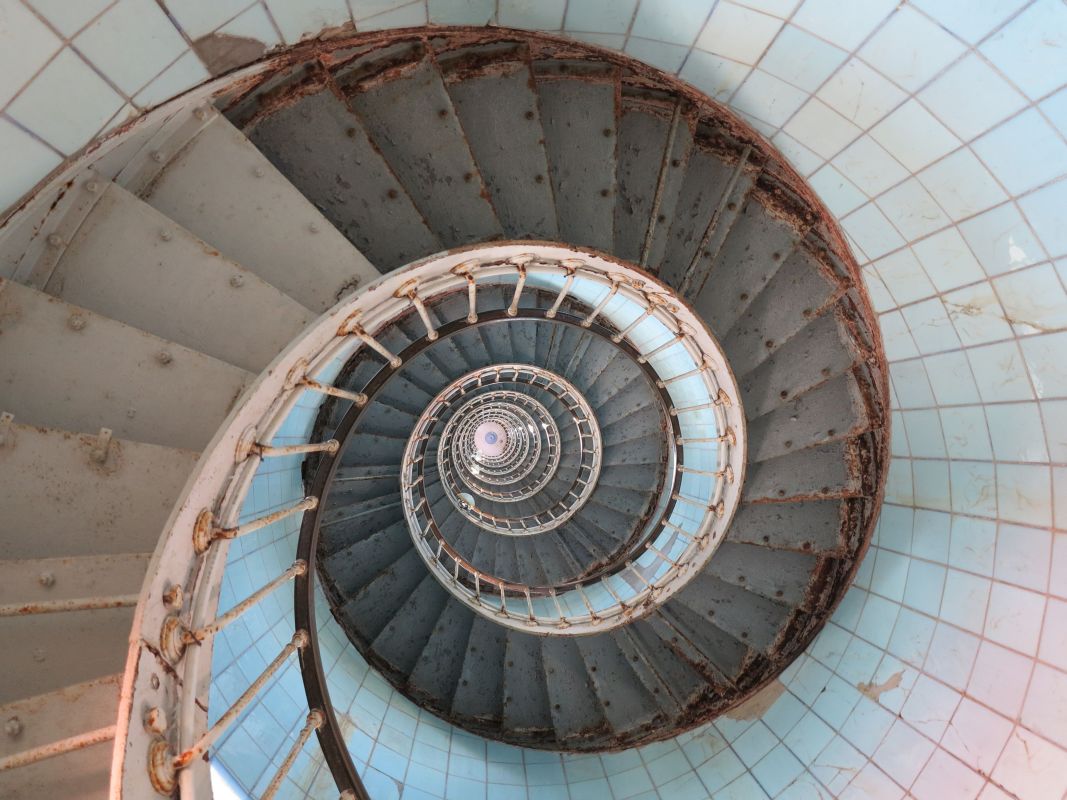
[150,674,160,690]
[68,314,87,331]
[162,584,183,610]
[229,274,245,288]
[193,107,209,121]
[156,350,173,365]
[308,222,319,234]
[150,151,164,163]
[524,110,534,120]
[600,188,610,197]
[602,128,611,137]
[126,408,137,419]
[46,233,64,248]
[5,717,22,738]
[85,180,101,193]
[159,230,172,242]
[253,166,265,178]
[32,648,46,663]
[38,572,55,588]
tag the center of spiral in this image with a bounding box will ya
[475,421,506,457]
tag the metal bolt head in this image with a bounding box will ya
[193,106,209,121]
[308,222,319,233]
[32,648,46,663]
[38,571,55,588]
[150,150,164,163]
[229,274,245,288]
[85,180,101,193]
[67,314,87,331]
[156,350,173,365]
[150,674,160,690]
[253,166,265,178]
[46,233,63,248]
[159,230,172,242]
[162,584,183,610]
[5,717,22,737]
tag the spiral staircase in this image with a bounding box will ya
[0,28,886,800]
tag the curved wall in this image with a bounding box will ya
[3,2,1067,799]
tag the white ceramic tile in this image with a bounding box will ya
[635,0,714,47]
[816,56,906,132]
[832,135,909,197]
[984,581,1045,653]
[758,23,846,92]
[889,359,935,409]
[266,0,352,42]
[730,68,807,126]
[1040,599,1067,671]
[917,148,1009,222]
[914,0,1028,45]
[0,116,63,213]
[769,130,821,176]
[678,50,751,101]
[912,747,985,800]
[843,204,906,263]
[967,341,1034,401]
[859,6,966,92]
[562,0,636,33]
[974,108,1067,196]
[1018,179,1067,259]
[901,675,961,741]
[969,639,1032,716]
[949,461,997,517]
[993,264,1067,336]
[919,53,1028,142]
[218,3,281,45]
[958,203,1044,275]
[808,164,866,217]
[876,179,950,241]
[871,99,961,173]
[902,299,959,355]
[874,248,936,306]
[981,0,1067,101]
[28,0,114,37]
[914,458,951,512]
[349,0,423,22]
[624,37,688,73]
[163,0,254,38]
[6,47,124,154]
[783,98,860,161]
[427,0,494,25]
[1020,330,1067,398]
[1043,398,1067,462]
[132,48,209,108]
[911,228,986,293]
[880,311,918,361]
[926,352,981,405]
[992,727,1067,800]
[0,1,63,109]
[791,0,896,51]
[696,2,782,65]
[986,402,1050,462]
[940,407,991,460]
[75,0,188,95]
[996,462,1052,527]
[942,698,1013,775]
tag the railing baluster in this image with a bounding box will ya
[253,440,340,458]
[611,306,654,344]
[545,268,576,319]
[261,710,324,800]
[507,265,527,316]
[347,325,402,369]
[182,560,307,644]
[0,726,116,772]
[301,377,367,406]
[173,631,308,770]
[194,497,318,554]
[675,428,735,447]
[581,280,620,327]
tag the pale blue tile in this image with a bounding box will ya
[902,559,946,616]
[810,735,865,795]
[919,52,1028,141]
[840,696,894,757]
[903,299,960,356]
[871,99,961,173]
[833,135,909,198]
[876,248,937,305]
[487,785,526,800]
[356,2,427,29]
[997,462,1052,527]
[960,202,1045,275]
[1020,330,1067,397]
[1019,179,1067,258]
[444,774,484,800]
[266,0,351,43]
[912,227,986,293]
[913,458,951,512]
[791,0,896,50]
[0,117,63,214]
[1042,86,1067,137]
[75,0,188,94]
[912,509,951,562]
[817,56,906,129]
[759,23,846,92]
[941,569,991,632]
[715,772,770,800]
[842,205,905,262]
[876,179,950,241]
[809,164,866,217]
[751,744,804,797]
[679,49,751,101]
[888,606,936,667]
[497,0,565,29]
[980,0,1067,100]
[859,5,966,91]
[977,108,1067,196]
[918,147,1009,221]
[564,0,636,33]
[427,0,494,25]
[950,460,997,517]
[657,771,709,800]
[730,69,807,126]
[635,0,714,46]
[695,748,745,794]
[696,1,782,64]
[873,719,934,788]
[624,37,689,73]
[782,711,835,764]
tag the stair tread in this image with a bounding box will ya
[139,113,378,310]
[44,183,313,374]
[0,422,197,560]
[0,278,253,451]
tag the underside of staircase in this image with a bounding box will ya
[0,26,887,799]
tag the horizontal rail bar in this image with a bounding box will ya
[0,725,116,771]
[0,594,138,617]
[174,631,308,770]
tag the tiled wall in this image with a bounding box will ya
[4,0,1067,798]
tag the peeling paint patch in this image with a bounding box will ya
[725,679,787,720]
[193,33,267,77]
[857,670,903,701]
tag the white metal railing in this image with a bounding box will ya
[114,244,744,798]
